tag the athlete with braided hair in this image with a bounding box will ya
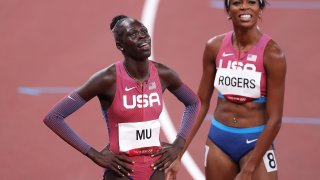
[43,15,200,180]
[166,0,286,179]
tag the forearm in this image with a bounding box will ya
[179,102,209,158]
[244,119,281,171]
[171,84,200,140]
[176,102,200,140]
[43,91,91,155]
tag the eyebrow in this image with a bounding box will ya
[127,26,147,32]
[227,0,263,5]
[126,28,138,33]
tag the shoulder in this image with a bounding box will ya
[263,39,287,77]
[150,60,182,91]
[207,34,225,46]
[264,39,286,65]
[200,33,226,68]
[203,33,226,60]
[76,64,117,100]
[206,33,225,50]
[150,60,177,78]
[91,64,117,86]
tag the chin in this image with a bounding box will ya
[236,21,257,29]
[137,52,151,60]
[143,51,151,58]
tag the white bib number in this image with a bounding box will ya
[263,150,278,172]
[118,119,161,152]
[214,68,261,98]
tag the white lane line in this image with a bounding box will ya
[18,86,76,96]
[141,1,205,179]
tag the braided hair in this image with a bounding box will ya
[110,15,129,41]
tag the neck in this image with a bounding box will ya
[233,27,262,51]
[123,59,149,82]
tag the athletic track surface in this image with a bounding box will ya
[1,0,320,179]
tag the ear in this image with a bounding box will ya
[259,10,262,19]
[116,42,124,51]
[227,11,232,20]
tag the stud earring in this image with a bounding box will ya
[227,16,232,20]
[259,11,262,19]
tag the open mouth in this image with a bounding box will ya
[139,42,149,48]
[239,14,252,21]
[138,42,151,49]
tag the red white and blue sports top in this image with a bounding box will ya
[103,61,163,156]
[214,31,271,103]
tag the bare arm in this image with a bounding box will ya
[76,65,116,102]
[164,36,224,180]
[165,36,221,180]
[239,40,287,174]
[179,36,221,157]
[44,65,134,177]
[151,62,200,171]
[43,67,115,154]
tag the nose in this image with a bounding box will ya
[240,2,249,9]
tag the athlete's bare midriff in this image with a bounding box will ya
[214,98,267,128]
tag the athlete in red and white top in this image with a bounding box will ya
[214,30,271,103]
[43,15,200,180]
[167,0,286,180]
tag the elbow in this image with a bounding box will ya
[276,118,282,130]
[43,113,60,128]
[43,113,49,124]
[43,114,51,127]
[274,120,282,133]
[269,117,282,132]
[275,116,282,126]
[185,95,201,109]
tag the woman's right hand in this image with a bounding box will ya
[86,146,134,177]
